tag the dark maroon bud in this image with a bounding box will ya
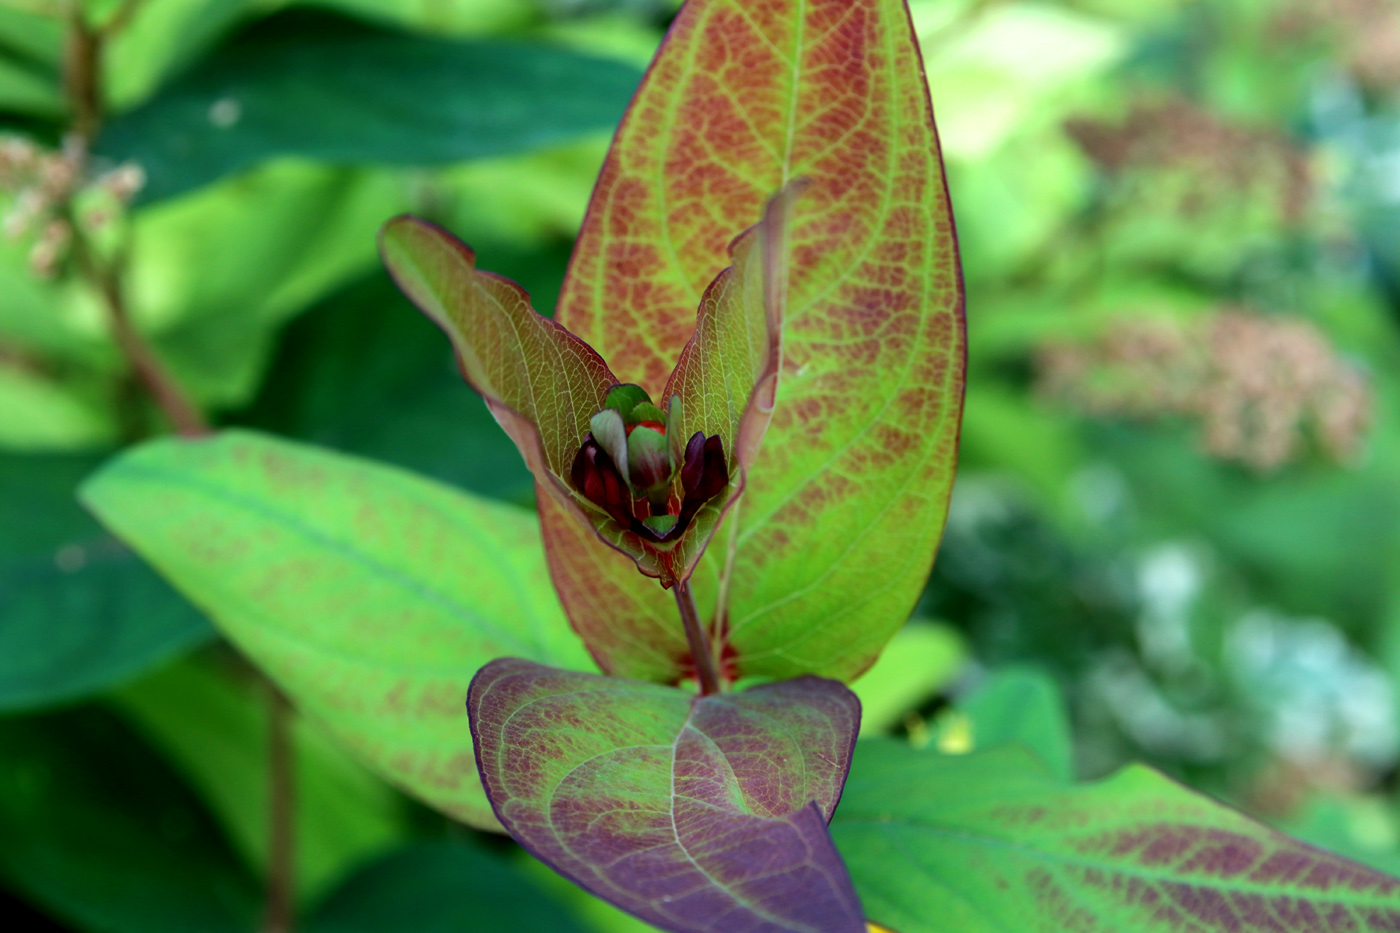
[681,433,728,502]
[681,432,707,494]
[570,435,593,491]
[571,438,633,527]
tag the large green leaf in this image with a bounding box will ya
[81,430,593,830]
[831,740,1400,933]
[542,0,966,683]
[0,451,213,712]
[97,9,643,203]
[0,706,258,933]
[304,840,592,933]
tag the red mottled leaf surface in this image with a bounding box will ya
[469,658,865,932]
[548,0,966,683]
[831,741,1400,933]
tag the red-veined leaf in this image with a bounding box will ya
[548,0,965,682]
[832,741,1400,933]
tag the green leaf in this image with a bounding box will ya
[81,429,593,830]
[0,706,258,933]
[0,362,117,450]
[304,840,592,933]
[852,620,965,734]
[97,9,643,203]
[956,666,1074,781]
[112,655,408,902]
[832,740,1400,933]
[0,451,213,712]
[136,161,407,409]
[469,658,864,932]
[0,6,62,118]
[544,0,966,683]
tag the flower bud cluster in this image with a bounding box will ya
[570,383,730,543]
[0,133,145,278]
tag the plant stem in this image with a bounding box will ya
[62,11,102,145]
[60,5,207,438]
[674,580,721,696]
[69,229,209,436]
[262,684,296,933]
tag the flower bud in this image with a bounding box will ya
[627,424,671,491]
[681,432,728,501]
[570,438,633,527]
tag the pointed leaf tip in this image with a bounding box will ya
[379,213,624,538]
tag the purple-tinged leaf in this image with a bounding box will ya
[469,658,865,933]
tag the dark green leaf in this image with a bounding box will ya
[0,451,213,712]
[305,840,591,933]
[0,706,258,933]
[97,10,643,203]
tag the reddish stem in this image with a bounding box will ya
[674,580,721,696]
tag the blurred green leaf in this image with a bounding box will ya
[0,363,116,450]
[1282,794,1400,880]
[128,161,406,409]
[956,665,1074,781]
[0,706,258,933]
[918,2,1126,161]
[113,656,408,903]
[0,6,61,118]
[100,0,258,112]
[97,9,643,203]
[304,840,593,933]
[81,430,593,830]
[853,620,965,734]
[0,451,213,712]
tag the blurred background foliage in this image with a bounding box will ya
[4,0,1400,928]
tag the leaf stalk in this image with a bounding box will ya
[674,580,721,696]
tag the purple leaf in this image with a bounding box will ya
[468,658,865,933]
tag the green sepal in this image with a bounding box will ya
[629,402,668,426]
[642,513,678,536]
[603,384,653,421]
